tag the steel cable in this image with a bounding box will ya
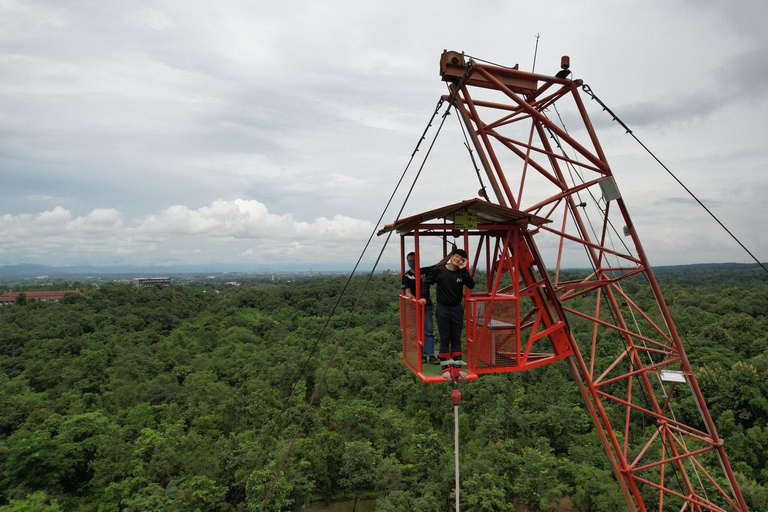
[249,97,447,496]
[581,84,768,277]
[258,66,474,509]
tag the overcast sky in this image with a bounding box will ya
[1,0,766,269]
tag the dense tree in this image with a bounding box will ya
[0,267,764,510]
[340,441,379,509]
[0,492,62,512]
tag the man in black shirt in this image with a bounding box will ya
[425,248,475,379]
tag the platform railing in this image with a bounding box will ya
[399,295,423,373]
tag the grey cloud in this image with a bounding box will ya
[583,90,720,131]
[682,0,767,36]
[1,1,766,267]
[718,44,768,97]
[652,196,702,206]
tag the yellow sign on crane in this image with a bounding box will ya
[453,211,477,230]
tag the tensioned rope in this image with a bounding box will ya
[460,82,693,500]
[449,77,673,491]
[545,102,708,499]
[258,69,471,509]
[248,96,448,488]
[542,110,667,441]
[568,84,745,430]
[552,80,756,503]
[465,53,515,70]
[250,94,447,469]
[450,83,489,200]
[581,84,768,277]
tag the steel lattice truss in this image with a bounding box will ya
[440,51,748,511]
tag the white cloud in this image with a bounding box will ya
[0,200,376,266]
[0,0,766,268]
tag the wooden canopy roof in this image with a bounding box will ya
[377,198,550,236]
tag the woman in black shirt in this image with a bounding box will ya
[425,249,475,379]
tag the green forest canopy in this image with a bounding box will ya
[0,265,767,511]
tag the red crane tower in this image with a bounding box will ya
[384,51,749,511]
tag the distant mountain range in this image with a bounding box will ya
[0,263,368,277]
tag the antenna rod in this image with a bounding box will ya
[531,33,541,72]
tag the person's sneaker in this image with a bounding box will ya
[422,355,428,364]
[428,356,440,365]
[442,369,453,381]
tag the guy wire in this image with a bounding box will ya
[258,65,474,510]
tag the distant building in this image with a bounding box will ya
[0,289,85,304]
[132,277,172,288]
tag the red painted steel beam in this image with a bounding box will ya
[442,50,749,510]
